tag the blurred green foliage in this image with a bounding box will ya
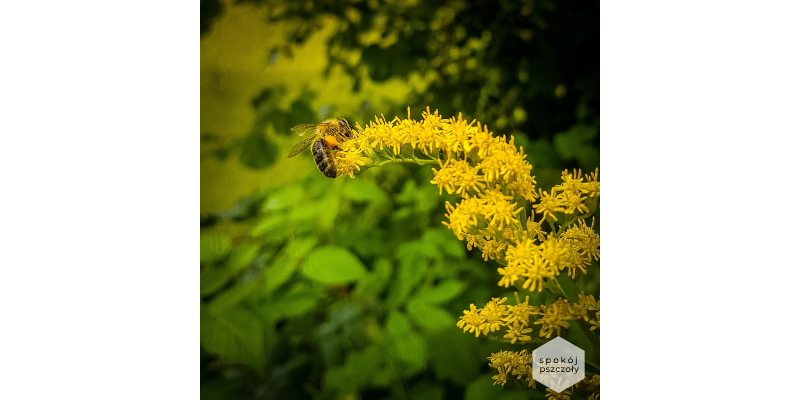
[201,0,598,398]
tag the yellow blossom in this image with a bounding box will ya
[562,218,600,262]
[546,388,572,400]
[525,217,547,242]
[443,197,483,240]
[504,293,538,327]
[481,187,523,231]
[535,298,573,338]
[479,297,508,334]
[535,189,566,221]
[590,311,600,331]
[540,236,569,272]
[503,326,533,344]
[481,238,507,261]
[457,304,485,337]
[487,350,535,388]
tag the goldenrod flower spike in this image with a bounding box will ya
[338,108,600,389]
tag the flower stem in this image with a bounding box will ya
[376,158,440,167]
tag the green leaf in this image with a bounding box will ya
[252,214,287,237]
[269,282,320,318]
[556,272,579,303]
[406,299,453,332]
[385,311,427,373]
[388,245,428,307]
[300,246,367,284]
[226,244,259,272]
[342,179,388,203]
[441,237,466,258]
[465,373,510,400]
[200,267,234,296]
[410,280,466,305]
[209,280,260,314]
[284,236,318,259]
[344,344,384,385]
[264,254,295,294]
[262,184,304,211]
[200,303,264,372]
[529,140,564,169]
[200,235,231,263]
[553,124,598,161]
[353,258,393,299]
[317,192,341,231]
[239,131,278,169]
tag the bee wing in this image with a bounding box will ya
[291,123,325,137]
[287,136,318,158]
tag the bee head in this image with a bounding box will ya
[338,118,352,139]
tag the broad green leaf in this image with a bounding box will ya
[388,246,427,307]
[385,310,412,336]
[317,193,341,231]
[553,124,598,161]
[346,344,384,384]
[209,280,260,314]
[322,365,357,394]
[200,303,264,372]
[262,184,304,211]
[465,373,506,400]
[200,235,231,263]
[441,237,466,258]
[269,283,320,318]
[385,311,427,373]
[406,299,453,332]
[342,179,388,203]
[289,204,319,222]
[226,244,259,272]
[353,258,392,299]
[300,246,367,284]
[264,254,295,294]
[200,267,234,296]
[284,236,318,260]
[529,140,564,169]
[555,272,579,303]
[239,131,278,169]
[410,280,466,305]
[252,214,287,237]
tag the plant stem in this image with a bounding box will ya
[376,158,439,167]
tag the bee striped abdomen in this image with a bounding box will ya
[312,139,337,178]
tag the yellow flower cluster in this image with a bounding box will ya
[457,293,538,342]
[486,349,536,388]
[333,109,601,392]
[334,109,599,294]
[545,388,573,400]
[457,294,600,340]
[536,169,600,220]
[486,354,599,396]
[581,374,600,393]
[541,374,600,400]
[499,216,599,292]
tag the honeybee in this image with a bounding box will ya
[287,118,352,178]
